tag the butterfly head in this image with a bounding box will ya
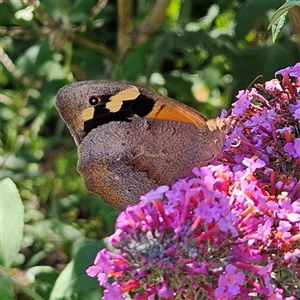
[205,117,232,157]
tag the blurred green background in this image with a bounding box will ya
[0,0,299,299]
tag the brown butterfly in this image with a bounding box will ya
[56,80,230,209]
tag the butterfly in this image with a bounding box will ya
[56,80,230,209]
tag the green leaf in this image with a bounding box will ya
[115,40,153,81]
[269,0,300,28]
[0,178,24,269]
[15,41,56,77]
[0,271,15,300]
[49,240,105,299]
[271,11,288,41]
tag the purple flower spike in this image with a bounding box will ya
[87,62,300,299]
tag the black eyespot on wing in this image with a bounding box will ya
[89,97,99,105]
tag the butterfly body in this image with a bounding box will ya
[56,80,230,209]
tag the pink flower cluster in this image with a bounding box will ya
[87,62,300,300]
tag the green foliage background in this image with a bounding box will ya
[0,0,299,299]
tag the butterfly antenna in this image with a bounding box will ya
[247,75,263,90]
[226,75,263,116]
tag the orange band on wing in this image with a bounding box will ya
[146,103,207,129]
